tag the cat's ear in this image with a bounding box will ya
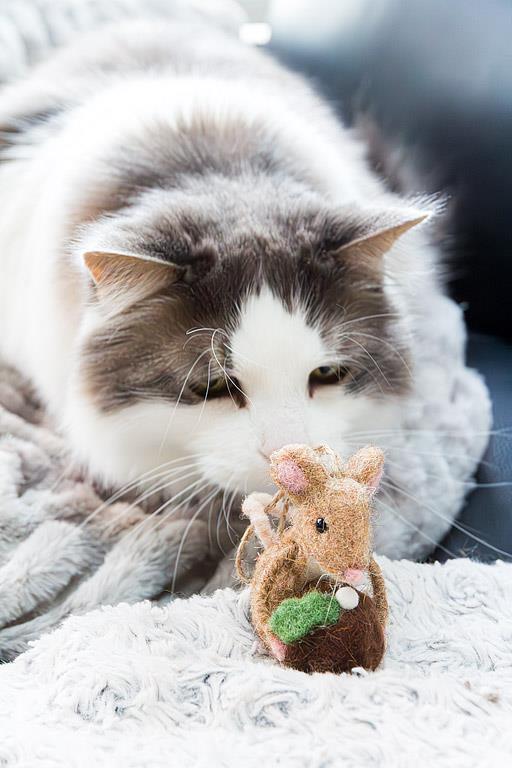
[83,251,183,309]
[328,208,429,264]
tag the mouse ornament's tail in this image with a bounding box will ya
[235,443,388,675]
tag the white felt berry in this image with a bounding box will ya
[335,586,360,610]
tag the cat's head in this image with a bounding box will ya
[67,181,427,497]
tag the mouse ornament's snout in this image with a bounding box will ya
[236,443,388,675]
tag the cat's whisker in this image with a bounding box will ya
[35,459,208,577]
[88,456,227,564]
[375,491,459,560]
[183,326,226,351]
[345,331,412,376]
[380,479,512,559]
[145,481,212,537]
[342,439,497,470]
[334,310,402,328]
[70,454,205,534]
[381,454,511,487]
[344,427,507,439]
[210,328,253,408]
[316,351,370,371]
[196,357,213,425]
[315,343,388,392]
[341,341,389,393]
[124,476,210,546]
[188,330,246,401]
[223,485,240,548]
[186,326,228,338]
[129,459,231,546]
[219,479,232,533]
[224,341,270,372]
[157,347,211,456]
[209,331,241,412]
[207,489,217,554]
[227,488,239,546]
[216,476,235,556]
[97,457,201,505]
[171,485,221,593]
[101,466,202,536]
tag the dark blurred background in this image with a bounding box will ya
[241,0,512,560]
[244,0,512,342]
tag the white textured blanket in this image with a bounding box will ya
[1,557,511,767]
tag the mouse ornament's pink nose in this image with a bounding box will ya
[343,568,366,586]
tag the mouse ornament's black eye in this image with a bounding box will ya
[315,517,328,533]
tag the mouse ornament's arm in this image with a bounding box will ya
[250,540,307,642]
[241,492,277,549]
[235,490,288,584]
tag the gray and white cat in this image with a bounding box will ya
[0,18,452,555]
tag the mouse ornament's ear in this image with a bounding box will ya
[270,444,329,497]
[342,446,385,496]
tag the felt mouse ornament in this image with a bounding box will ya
[236,444,388,674]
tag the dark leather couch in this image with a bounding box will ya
[267,0,512,562]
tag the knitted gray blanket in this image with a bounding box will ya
[0,360,241,661]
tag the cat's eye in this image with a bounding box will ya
[315,517,328,533]
[192,375,245,406]
[309,365,348,388]
[208,377,229,396]
[192,376,229,399]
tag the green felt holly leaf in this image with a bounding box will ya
[268,591,341,644]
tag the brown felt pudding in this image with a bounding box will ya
[236,444,388,675]
[283,592,385,674]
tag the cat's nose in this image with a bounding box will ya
[260,435,301,460]
[259,440,288,461]
[259,420,308,460]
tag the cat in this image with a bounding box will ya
[0,18,441,539]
